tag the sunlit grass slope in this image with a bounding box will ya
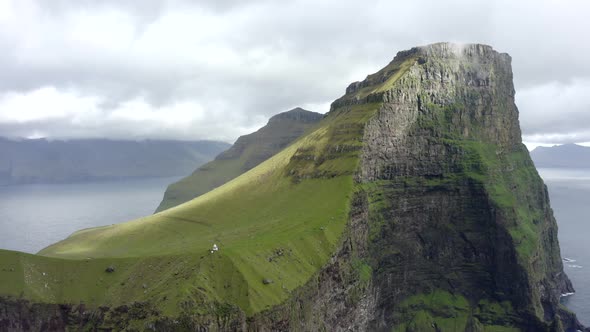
[155,108,323,212]
[1,55,416,317]
[35,101,388,314]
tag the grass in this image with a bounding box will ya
[155,112,322,212]
[393,290,470,331]
[36,148,354,314]
[3,93,386,316]
[392,290,520,332]
[156,158,244,212]
[345,55,418,101]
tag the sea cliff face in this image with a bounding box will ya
[243,43,583,331]
[0,43,585,331]
[354,43,576,330]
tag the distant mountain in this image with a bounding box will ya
[155,107,323,212]
[0,138,230,185]
[530,143,590,168]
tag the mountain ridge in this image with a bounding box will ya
[531,143,590,168]
[0,42,586,331]
[0,138,230,185]
[155,107,323,212]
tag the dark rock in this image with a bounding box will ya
[105,266,115,273]
[248,42,586,331]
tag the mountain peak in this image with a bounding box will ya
[419,42,497,56]
[267,107,323,124]
[155,107,323,212]
[388,42,505,62]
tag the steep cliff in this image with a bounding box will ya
[155,107,323,212]
[0,43,585,331]
[248,43,583,331]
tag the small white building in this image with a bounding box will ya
[210,243,219,253]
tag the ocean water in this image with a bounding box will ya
[0,170,588,324]
[0,177,180,253]
[537,168,590,325]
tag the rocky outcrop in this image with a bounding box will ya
[250,43,586,331]
[357,43,563,327]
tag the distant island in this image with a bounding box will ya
[0,138,230,185]
[531,143,590,168]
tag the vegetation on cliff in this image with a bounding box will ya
[0,43,584,331]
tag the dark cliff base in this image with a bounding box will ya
[0,278,586,332]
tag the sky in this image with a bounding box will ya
[0,0,588,148]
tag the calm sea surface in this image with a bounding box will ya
[538,168,590,325]
[0,170,588,324]
[0,177,180,253]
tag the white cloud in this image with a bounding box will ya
[0,0,588,144]
[0,87,100,123]
[0,86,265,142]
[518,78,590,144]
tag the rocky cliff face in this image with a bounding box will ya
[155,107,323,212]
[355,43,575,330]
[0,43,585,331]
[249,43,584,331]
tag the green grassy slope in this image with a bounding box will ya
[155,108,323,212]
[3,83,396,316]
[0,52,417,320]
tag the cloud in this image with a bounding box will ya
[0,0,588,143]
[518,78,590,145]
[0,87,265,141]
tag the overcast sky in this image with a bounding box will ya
[0,0,588,148]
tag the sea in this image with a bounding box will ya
[0,170,588,324]
[0,176,181,253]
[537,168,590,325]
